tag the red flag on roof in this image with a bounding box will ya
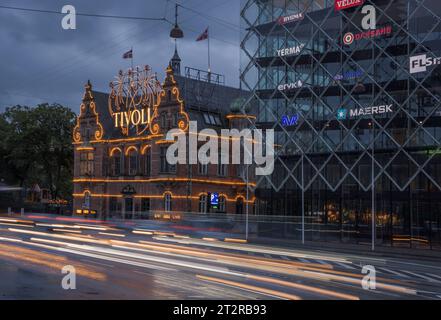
[196,28,209,41]
[123,49,133,59]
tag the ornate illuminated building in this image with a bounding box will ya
[72,52,255,218]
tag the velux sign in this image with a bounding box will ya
[335,0,365,11]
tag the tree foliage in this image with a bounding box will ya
[0,103,76,200]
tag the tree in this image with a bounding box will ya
[0,103,76,200]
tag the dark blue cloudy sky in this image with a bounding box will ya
[0,0,241,113]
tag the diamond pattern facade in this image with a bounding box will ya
[241,0,441,249]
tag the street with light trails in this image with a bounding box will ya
[0,215,441,300]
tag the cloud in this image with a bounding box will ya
[0,0,241,112]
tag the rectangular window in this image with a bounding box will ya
[141,198,150,212]
[217,163,227,176]
[198,163,208,175]
[80,152,94,176]
[109,197,118,212]
[129,154,137,176]
[145,152,151,176]
[113,156,121,176]
[160,147,176,173]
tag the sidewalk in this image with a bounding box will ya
[249,236,441,261]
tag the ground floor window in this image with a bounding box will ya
[199,194,208,213]
[125,197,133,214]
[164,193,172,212]
[236,198,244,214]
[219,196,226,212]
[141,198,150,212]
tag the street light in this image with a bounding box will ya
[170,4,184,39]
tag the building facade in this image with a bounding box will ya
[73,54,255,219]
[241,0,441,249]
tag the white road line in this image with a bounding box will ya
[334,262,356,270]
[314,259,329,265]
[424,273,441,281]
[400,270,441,283]
[298,258,310,264]
[377,267,411,278]
[81,259,114,268]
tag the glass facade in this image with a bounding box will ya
[241,0,441,249]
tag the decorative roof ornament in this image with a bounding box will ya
[108,66,162,136]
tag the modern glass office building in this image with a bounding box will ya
[240,0,441,249]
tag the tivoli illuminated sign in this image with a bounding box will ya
[108,66,161,136]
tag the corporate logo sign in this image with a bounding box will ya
[333,70,363,81]
[335,0,365,11]
[277,80,303,91]
[281,114,299,127]
[337,105,393,119]
[343,26,392,45]
[341,4,393,46]
[409,54,441,74]
[277,12,304,25]
[276,44,305,57]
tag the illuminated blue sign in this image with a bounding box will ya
[210,192,219,209]
[333,70,363,81]
[281,115,299,127]
[337,108,347,120]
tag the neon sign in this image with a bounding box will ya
[108,66,161,136]
[281,115,299,127]
[335,0,365,11]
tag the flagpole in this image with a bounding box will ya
[131,46,134,70]
[207,27,211,81]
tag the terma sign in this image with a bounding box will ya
[334,0,365,11]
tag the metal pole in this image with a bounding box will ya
[302,154,305,244]
[246,165,249,241]
[372,118,375,251]
[207,27,211,74]
[131,46,134,70]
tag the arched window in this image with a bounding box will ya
[144,148,151,176]
[235,197,244,215]
[164,193,172,212]
[199,194,208,213]
[219,196,226,212]
[126,147,138,176]
[111,149,122,176]
[160,112,167,129]
[83,191,91,209]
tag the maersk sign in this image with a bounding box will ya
[349,104,393,117]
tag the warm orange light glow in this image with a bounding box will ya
[125,146,138,156]
[76,147,94,151]
[109,147,122,157]
[226,114,257,120]
[73,177,256,187]
[73,82,104,143]
[140,144,151,155]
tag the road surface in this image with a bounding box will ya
[0,215,440,300]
